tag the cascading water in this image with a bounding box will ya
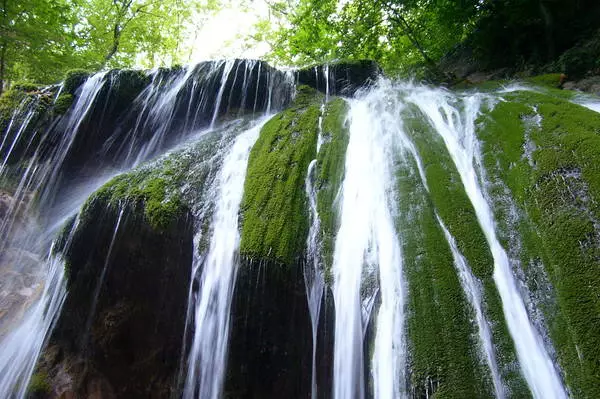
[183,117,269,399]
[0,59,294,398]
[1,56,587,398]
[405,85,566,398]
[437,218,505,398]
[331,90,406,399]
[573,95,600,113]
[304,158,325,399]
[303,64,332,399]
[0,73,115,397]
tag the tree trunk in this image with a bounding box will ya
[103,24,122,67]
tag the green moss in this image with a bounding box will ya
[315,98,349,279]
[82,165,185,232]
[12,81,40,92]
[479,89,600,397]
[63,69,91,94]
[396,155,494,398]
[524,74,564,88]
[403,106,530,397]
[0,89,27,124]
[53,93,74,114]
[239,86,323,266]
[27,371,51,395]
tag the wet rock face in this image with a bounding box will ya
[225,259,334,399]
[297,60,381,95]
[47,200,194,398]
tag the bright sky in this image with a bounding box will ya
[186,0,272,63]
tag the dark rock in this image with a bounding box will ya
[562,75,600,95]
[297,60,381,95]
[225,258,334,399]
[46,197,194,398]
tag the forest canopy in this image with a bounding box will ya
[0,0,222,87]
[1,0,599,88]
[256,0,600,76]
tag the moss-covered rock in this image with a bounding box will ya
[524,73,564,88]
[12,82,40,93]
[396,154,496,398]
[478,89,600,398]
[239,86,323,266]
[27,371,51,398]
[403,106,531,397]
[51,154,198,398]
[52,93,73,115]
[0,89,54,164]
[63,69,91,94]
[315,98,349,277]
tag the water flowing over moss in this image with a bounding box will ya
[479,89,600,397]
[315,98,349,276]
[396,155,495,398]
[239,86,323,266]
[403,106,531,397]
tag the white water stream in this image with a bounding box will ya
[405,85,566,398]
[332,91,406,399]
[183,117,269,399]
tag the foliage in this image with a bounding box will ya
[258,0,600,76]
[0,0,220,86]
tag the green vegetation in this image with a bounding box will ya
[524,73,564,88]
[27,371,51,395]
[314,98,348,277]
[402,107,530,396]
[396,155,494,397]
[53,94,74,115]
[0,0,223,88]
[86,170,184,232]
[258,1,600,78]
[239,86,322,266]
[63,69,91,94]
[0,89,27,125]
[478,90,600,397]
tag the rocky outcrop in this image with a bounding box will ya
[297,60,380,95]
[226,259,334,399]
[41,192,194,398]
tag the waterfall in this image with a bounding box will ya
[0,59,294,398]
[2,58,586,398]
[0,224,77,398]
[0,73,114,398]
[437,217,505,398]
[405,85,566,398]
[332,91,406,399]
[304,158,325,399]
[210,60,236,128]
[183,116,270,399]
[573,95,600,113]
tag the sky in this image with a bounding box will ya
[185,0,272,63]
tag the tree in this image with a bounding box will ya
[0,0,213,86]
[0,0,78,90]
[257,0,481,75]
